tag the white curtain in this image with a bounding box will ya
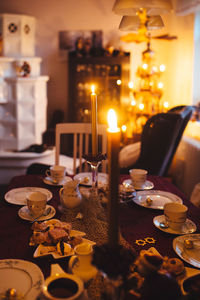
[175,0,200,15]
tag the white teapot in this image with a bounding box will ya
[42,264,84,300]
[59,180,82,209]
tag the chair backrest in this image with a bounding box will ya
[55,123,107,175]
[132,106,193,176]
[168,105,194,151]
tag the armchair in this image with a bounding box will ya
[120,106,194,176]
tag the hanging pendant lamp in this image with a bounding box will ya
[119,15,164,31]
[112,0,173,16]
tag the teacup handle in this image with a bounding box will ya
[46,169,51,177]
[59,187,64,199]
[68,255,79,273]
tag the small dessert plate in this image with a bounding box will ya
[153,215,197,235]
[132,190,182,209]
[173,234,200,269]
[34,238,96,259]
[122,179,154,190]
[43,176,72,186]
[18,205,56,221]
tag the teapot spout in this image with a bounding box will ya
[50,263,65,276]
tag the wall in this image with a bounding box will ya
[0,0,195,124]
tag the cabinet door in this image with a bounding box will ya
[68,56,130,124]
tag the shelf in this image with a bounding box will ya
[68,55,130,124]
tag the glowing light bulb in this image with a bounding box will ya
[84,109,89,115]
[121,125,127,132]
[139,103,144,110]
[160,64,166,72]
[116,79,121,85]
[158,82,164,89]
[152,66,158,72]
[128,81,134,89]
[131,100,136,106]
[142,63,148,70]
[163,101,169,108]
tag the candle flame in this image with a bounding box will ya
[91,85,95,94]
[107,109,119,132]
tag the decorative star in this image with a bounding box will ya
[135,239,146,246]
[144,237,156,244]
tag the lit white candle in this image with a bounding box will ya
[91,85,98,156]
[107,109,120,248]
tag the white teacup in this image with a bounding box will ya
[46,165,66,184]
[129,169,147,188]
[27,191,47,217]
[164,202,188,231]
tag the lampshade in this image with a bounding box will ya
[112,0,173,15]
[119,15,164,31]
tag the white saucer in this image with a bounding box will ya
[5,187,52,205]
[153,215,197,235]
[123,179,154,190]
[43,176,72,186]
[173,234,200,269]
[18,205,56,221]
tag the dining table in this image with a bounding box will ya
[0,173,200,299]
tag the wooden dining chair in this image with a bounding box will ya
[55,123,107,175]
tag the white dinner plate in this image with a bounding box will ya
[132,190,183,209]
[43,176,73,186]
[18,205,56,221]
[153,215,197,235]
[173,234,200,269]
[74,172,108,187]
[5,187,52,205]
[0,259,44,300]
[123,179,154,190]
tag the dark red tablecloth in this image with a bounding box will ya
[119,175,200,259]
[0,174,200,280]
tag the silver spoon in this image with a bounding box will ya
[159,221,169,229]
[30,207,51,223]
